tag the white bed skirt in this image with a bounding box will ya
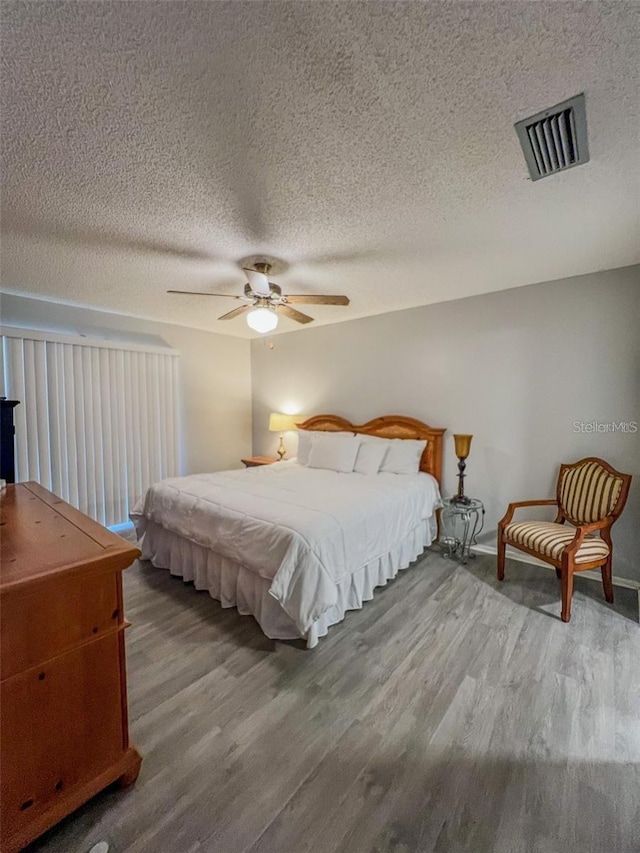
[135,517,436,648]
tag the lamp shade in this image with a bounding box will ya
[453,434,473,459]
[247,307,278,334]
[269,413,298,433]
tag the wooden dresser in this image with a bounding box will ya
[0,482,142,853]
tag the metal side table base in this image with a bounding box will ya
[439,498,485,565]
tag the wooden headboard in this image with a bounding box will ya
[297,414,446,485]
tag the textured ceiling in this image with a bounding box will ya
[2,1,639,338]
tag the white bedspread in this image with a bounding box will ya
[131,461,442,634]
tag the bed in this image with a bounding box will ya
[131,415,445,647]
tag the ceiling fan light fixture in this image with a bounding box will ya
[247,307,278,334]
[169,259,349,328]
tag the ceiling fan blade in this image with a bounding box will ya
[243,268,271,297]
[284,295,350,306]
[167,290,242,298]
[277,304,314,324]
[218,305,252,321]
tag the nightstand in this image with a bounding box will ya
[440,497,485,564]
[241,456,278,468]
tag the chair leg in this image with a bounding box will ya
[602,558,614,604]
[497,529,506,581]
[560,564,574,622]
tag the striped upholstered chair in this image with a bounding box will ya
[497,458,632,622]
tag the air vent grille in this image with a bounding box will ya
[515,94,589,181]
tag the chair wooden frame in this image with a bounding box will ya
[497,457,632,622]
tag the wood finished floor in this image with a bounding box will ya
[27,548,640,853]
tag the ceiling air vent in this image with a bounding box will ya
[515,94,589,181]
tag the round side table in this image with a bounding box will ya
[440,497,485,564]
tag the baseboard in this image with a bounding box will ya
[472,543,640,593]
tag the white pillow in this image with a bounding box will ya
[380,438,427,475]
[354,437,390,475]
[307,433,361,473]
[296,430,315,465]
[297,430,352,466]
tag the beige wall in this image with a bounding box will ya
[251,265,640,582]
[4,267,638,580]
[0,294,252,475]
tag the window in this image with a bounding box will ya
[0,328,180,526]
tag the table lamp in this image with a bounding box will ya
[269,413,298,460]
[453,434,473,505]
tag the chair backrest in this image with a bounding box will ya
[557,457,631,525]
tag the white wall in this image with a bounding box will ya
[251,265,640,582]
[0,294,252,475]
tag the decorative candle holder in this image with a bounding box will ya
[453,434,473,505]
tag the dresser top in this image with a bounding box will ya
[0,482,140,591]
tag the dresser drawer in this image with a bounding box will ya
[0,631,125,841]
[0,571,120,680]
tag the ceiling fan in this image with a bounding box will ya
[167,261,350,333]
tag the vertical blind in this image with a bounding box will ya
[0,328,180,527]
